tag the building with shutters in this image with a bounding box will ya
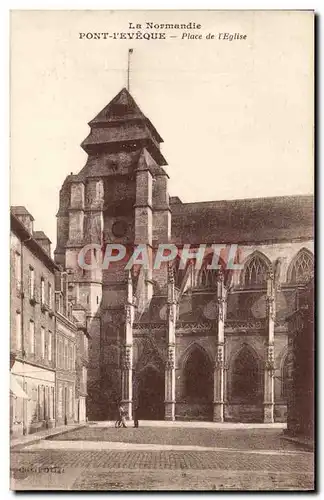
[10,208,89,436]
[54,272,77,427]
[53,87,314,423]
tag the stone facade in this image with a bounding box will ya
[286,279,314,439]
[55,309,77,427]
[54,88,314,423]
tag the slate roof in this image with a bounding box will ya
[81,88,167,166]
[171,195,314,245]
[33,230,51,243]
[11,212,58,272]
[58,89,314,248]
[88,87,163,143]
[11,206,34,221]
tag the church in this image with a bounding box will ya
[54,87,314,423]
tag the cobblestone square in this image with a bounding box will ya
[10,425,314,491]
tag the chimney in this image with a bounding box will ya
[33,231,52,256]
[11,206,34,234]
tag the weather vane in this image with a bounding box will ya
[127,48,133,91]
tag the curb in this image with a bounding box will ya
[281,435,314,451]
[10,424,89,451]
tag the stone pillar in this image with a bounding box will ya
[264,345,275,422]
[213,344,225,421]
[121,344,133,420]
[264,271,275,423]
[213,270,226,422]
[165,344,175,420]
[223,364,228,419]
[165,264,176,420]
[121,272,134,420]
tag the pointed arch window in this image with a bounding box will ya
[173,262,184,289]
[243,254,269,287]
[199,268,218,288]
[198,256,226,289]
[288,249,314,283]
[173,258,189,290]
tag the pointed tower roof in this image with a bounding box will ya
[81,88,167,166]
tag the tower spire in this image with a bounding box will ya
[127,48,133,92]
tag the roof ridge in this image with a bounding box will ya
[172,193,314,207]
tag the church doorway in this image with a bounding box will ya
[181,345,213,420]
[232,347,260,402]
[136,367,165,420]
[184,347,213,402]
[229,345,262,422]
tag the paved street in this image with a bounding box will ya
[10,424,314,491]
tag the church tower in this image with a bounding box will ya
[55,88,171,419]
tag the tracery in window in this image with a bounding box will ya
[288,249,314,283]
[243,253,270,286]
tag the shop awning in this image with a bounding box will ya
[10,374,30,399]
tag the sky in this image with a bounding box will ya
[10,10,314,249]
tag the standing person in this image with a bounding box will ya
[133,406,139,428]
[115,402,122,428]
[119,403,127,428]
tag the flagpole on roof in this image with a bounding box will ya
[127,49,133,92]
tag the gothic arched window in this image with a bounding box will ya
[243,253,270,287]
[288,249,314,284]
[199,268,218,288]
[198,254,227,289]
[173,259,185,289]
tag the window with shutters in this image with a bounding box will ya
[69,344,73,370]
[29,320,35,354]
[48,331,52,361]
[58,338,63,368]
[40,327,45,358]
[15,252,22,292]
[16,311,22,350]
[29,267,35,298]
[48,282,53,309]
[41,278,45,305]
[64,340,68,370]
